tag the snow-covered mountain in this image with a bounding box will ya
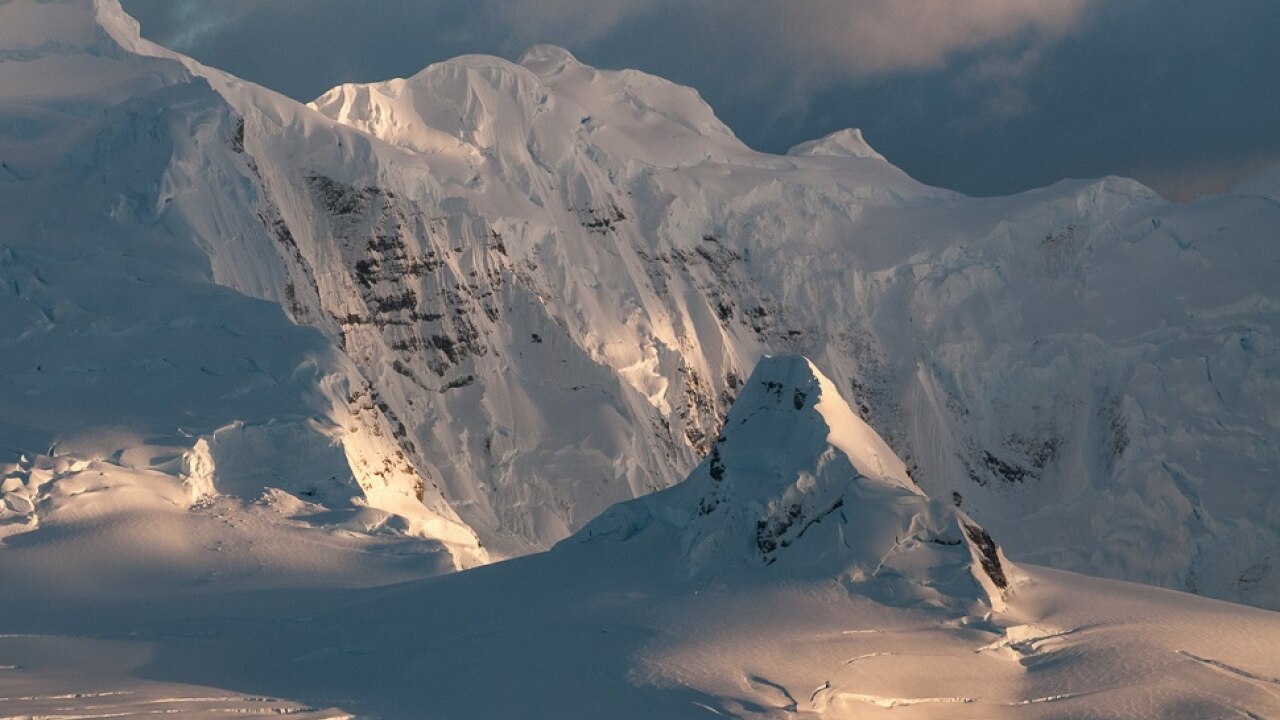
[2,0,1278,614]
[4,352,1279,719]
[0,0,488,569]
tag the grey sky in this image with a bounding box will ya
[119,0,1280,201]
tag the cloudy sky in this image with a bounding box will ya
[119,0,1279,201]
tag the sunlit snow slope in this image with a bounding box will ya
[1,0,1278,609]
[3,356,1277,719]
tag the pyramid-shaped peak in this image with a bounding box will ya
[787,128,886,162]
[728,354,917,493]
[740,353,821,386]
[575,355,1012,609]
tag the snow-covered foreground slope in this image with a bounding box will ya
[3,357,1278,719]
[1,0,1279,610]
[7,555,1280,719]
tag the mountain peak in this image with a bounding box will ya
[787,128,886,161]
[729,354,917,493]
[0,0,144,55]
[518,44,580,76]
[576,355,1013,609]
[311,39,745,168]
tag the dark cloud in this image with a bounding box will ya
[119,0,1279,201]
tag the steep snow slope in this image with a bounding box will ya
[3,356,1278,719]
[1,0,1278,608]
[301,47,1280,604]
[0,0,485,567]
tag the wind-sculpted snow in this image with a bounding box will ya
[1,0,1278,609]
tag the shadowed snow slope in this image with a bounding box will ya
[2,357,1279,719]
[1,0,1279,611]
